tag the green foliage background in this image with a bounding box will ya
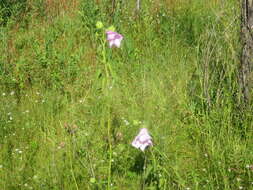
[0,0,252,189]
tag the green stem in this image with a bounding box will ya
[101,33,113,190]
[102,39,109,81]
[70,152,79,190]
[141,153,147,190]
[107,117,112,190]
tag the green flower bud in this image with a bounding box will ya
[106,25,115,32]
[96,21,104,29]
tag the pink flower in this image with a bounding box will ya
[131,128,153,151]
[106,31,123,48]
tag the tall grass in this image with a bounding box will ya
[0,0,252,189]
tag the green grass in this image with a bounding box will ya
[0,0,252,189]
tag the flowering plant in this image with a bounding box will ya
[132,128,153,151]
[95,21,124,189]
[106,31,123,48]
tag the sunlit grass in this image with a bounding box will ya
[0,0,252,189]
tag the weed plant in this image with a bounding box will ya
[0,0,252,189]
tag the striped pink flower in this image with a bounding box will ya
[106,31,123,48]
[131,128,153,151]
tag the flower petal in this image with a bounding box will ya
[114,38,121,48]
[106,31,123,48]
[131,128,152,151]
[109,40,114,48]
[107,33,116,41]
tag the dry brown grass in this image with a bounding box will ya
[44,0,79,18]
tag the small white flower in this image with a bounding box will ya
[131,128,153,151]
[0,165,3,168]
[239,186,243,189]
[2,93,6,96]
[236,177,242,182]
[10,91,14,96]
[18,150,22,154]
[33,175,38,180]
[245,164,253,169]
[24,183,28,187]
[84,133,89,136]
[123,119,130,126]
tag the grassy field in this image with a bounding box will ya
[0,0,252,189]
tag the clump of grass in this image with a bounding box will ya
[0,0,252,190]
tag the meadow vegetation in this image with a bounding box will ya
[0,0,252,189]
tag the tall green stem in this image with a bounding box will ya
[101,33,113,190]
[107,117,112,189]
[141,153,147,190]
